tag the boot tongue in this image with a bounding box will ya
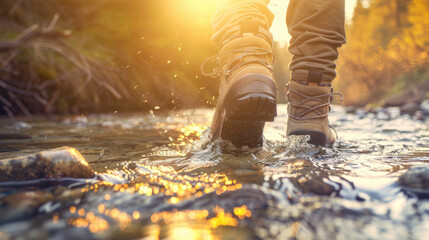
[288,81,331,119]
[218,36,273,81]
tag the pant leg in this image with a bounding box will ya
[211,0,274,49]
[286,0,346,83]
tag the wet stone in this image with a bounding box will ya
[345,106,358,114]
[297,177,336,196]
[398,166,429,192]
[0,147,94,182]
[400,102,420,115]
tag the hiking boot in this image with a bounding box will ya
[202,20,277,148]
[286,80,342,147]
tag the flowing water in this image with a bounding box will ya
[0,104,428,239]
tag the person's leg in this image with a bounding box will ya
[285,0,346,146]
[211,0,273,49]
[202,0,277,148]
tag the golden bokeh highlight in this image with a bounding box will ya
[66,162,249,235]
[150,205,252,229]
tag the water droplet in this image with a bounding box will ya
[167,60,171,64]
[155,106,160,110]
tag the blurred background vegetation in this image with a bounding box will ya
[337,0,429,106]
[0,0,427,116]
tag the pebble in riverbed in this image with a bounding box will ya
[0,147,94,182]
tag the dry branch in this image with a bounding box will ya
[0,14,130,116]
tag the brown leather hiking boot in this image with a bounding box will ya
[202,20,277,148]
[286,81,342,147]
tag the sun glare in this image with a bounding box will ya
[166,0,357,47]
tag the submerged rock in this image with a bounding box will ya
[0,147,94,182]
[0,191,54,223]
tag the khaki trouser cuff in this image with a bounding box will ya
[291,70,335,83]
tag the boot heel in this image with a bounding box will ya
[221,74,277,148]
[227,94,277,121]
[288,129,329,147]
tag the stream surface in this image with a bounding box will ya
[0,104,428,239]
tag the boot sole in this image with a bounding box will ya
[221,74,277,148]
[288,129,330,147]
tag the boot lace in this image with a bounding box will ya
[201,47,273,80]
[287,85,343,121]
